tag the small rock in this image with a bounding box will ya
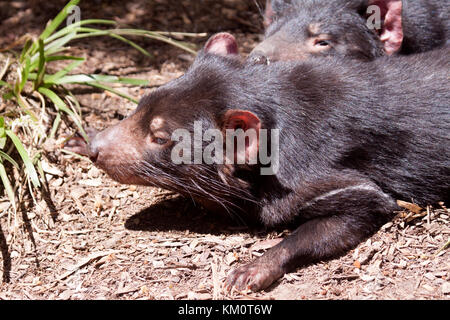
[0,201,10,212]
[181,245,193,255]
[224,252,238,266]
[59,289,74,300]
[360,274,375,282]
[397,260,407,269]
[78,178,102,187]
[70,187,87,199]
[442,282,450,294]
[187,291,211,300]
[87,166,101,178]
[372,241,384,251]
[42,160,63,177]
[422,284,434,292]
[152,260,164,268]
[50,177,63,187]
[359,248,377,265]
[189,239,199,249]
[424,273,436,281]
[381,222,393,231]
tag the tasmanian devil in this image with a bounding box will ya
[251,0,449,63]
[66,33,450,291]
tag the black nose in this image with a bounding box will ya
[88,144,99,163]
[249,51,270,65]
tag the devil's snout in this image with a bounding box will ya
[87,126,118,165]
[88,143,99,163]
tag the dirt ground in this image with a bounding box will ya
[0,0,448,300]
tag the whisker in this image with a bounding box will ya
[132,159,260,225]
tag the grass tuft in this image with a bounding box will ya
[0,0,204,222]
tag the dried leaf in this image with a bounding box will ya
[250,238,283,252]
[397,200,423,214]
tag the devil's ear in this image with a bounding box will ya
[367,0,403,54]
[222,110,261,132]
[222,109,261,165]
[204,32,239,57]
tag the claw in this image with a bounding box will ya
[225,261,282,292]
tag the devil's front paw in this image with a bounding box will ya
[225,262,283,292]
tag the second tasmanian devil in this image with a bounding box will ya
[252,0,449,62]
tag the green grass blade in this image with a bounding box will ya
[44,19,116,44]
[51,74,94,84]
[53,73,149,86]
[19,38,33,63]
[5,130,40,188]
[88,74,149,85]
[153,31,208,38]
[113,77,149,86]
[65,90,82,117]
[85,82,138,104]
[34,39,46,89]
[15,93,39,122]
[44,59,85,84]
[31,31,77,65]
[45,55,85,62]
[0,57,11,81]
[74,27,196,54]
[114,29,198,54]
[35,157,47,188]
[0,150,20,169]
[60,148,87,160]
[27,0,79,58]
[0,117,6,149]
[39,0,80,41]
[73,28,152,57]
[49,112,61,140]
[107,33,152,57]
[38,87,70,110]
[0,160,16,211]
[43,31,77,57]
[19,56,31,92]
[0,80,11,88]
[37,87,87,140]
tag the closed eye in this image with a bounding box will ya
[154,137,168,145]
[315,39,331,46]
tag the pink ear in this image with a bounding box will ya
[204,33,239,56]
[369,0,403,54]
[264,0,275,28]
[222,110,261,165]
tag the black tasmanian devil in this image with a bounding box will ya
[251,0,450,63]
[67,33,450,291]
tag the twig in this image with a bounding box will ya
[211,255,220,300]
[435,238,450,256]
[57,250,120,281]
[0,57,11,81]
